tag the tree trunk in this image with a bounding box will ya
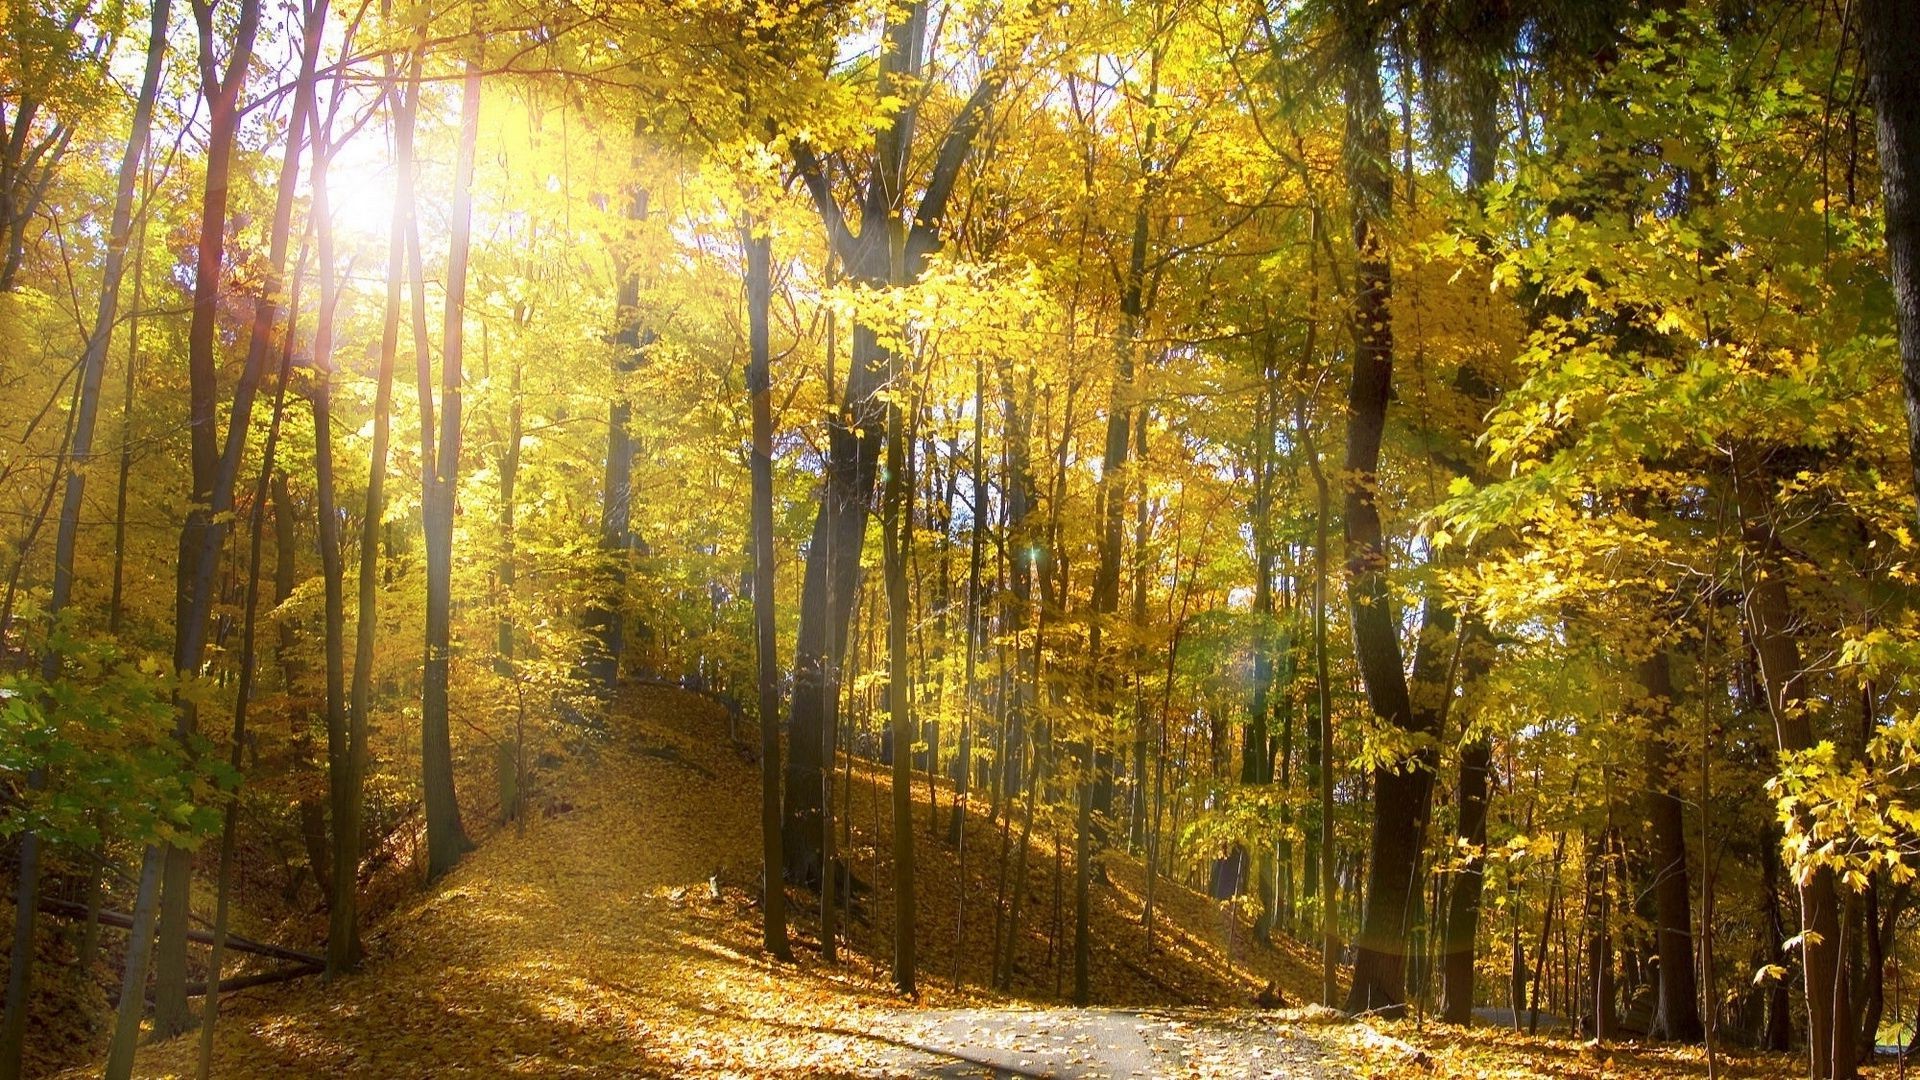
[1637,648,1703,1042]
[1439,630,1493,1024]
[1247,360,1280,945]
[0,1,168,1071]
[419,53,481,881]
[585,164,649,692]
[1336,4,1435,1017]
[109,163,153,636]
[950,353,986,981]
[305,78,358,977]
[338,36,418,967]
[781,5,1000,885]
[1296,379,1338,1008]
[884,299,917,994]
[198,215,303,1080]
[1761,827,1793,1052]
[1584,828,1619,1040]
[1860,0,1920,526]
[746,221,790,961]
[1741,474,1857,1079]
[273,467,332,899]
[102,849,163,1080]
[150,0,269,1037]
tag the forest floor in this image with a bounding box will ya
[67,684,1832,1078]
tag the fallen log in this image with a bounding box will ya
[37,896,324,967]
[185,961,323,997]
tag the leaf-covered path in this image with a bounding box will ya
[866,1006,1341,1078]
[98,686,1339,1078]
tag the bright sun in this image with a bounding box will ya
[322,138,398,244]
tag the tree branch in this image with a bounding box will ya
[907,68,1004,273]
[790,137,858,267]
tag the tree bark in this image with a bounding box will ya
[1637,648,1703,1042]
[102,850,163,1080]
[305,70,358,976]
[1296,378,1338,1008]
[1335,1,1435,1017]
[781,10,1001,884]
[585,161,649,692]
[1860,0,1920,526]
[149,0,268,1038]
[419,52,481,881]
[884,288,918,994]
[1740,474,1857,1079]
[1439,621,1495,1024]
[0,0,168,1070]
[745,221,790,960]
[199,213,304,1080]
[337,33,418,968]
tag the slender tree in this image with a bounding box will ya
[782,0,1002,885]
[0,0,169,1072]
[1861,0,1920,525]
[1335,0,1433,1016]
[745,220,790,960]
[146,0,271,1038]
[337,23,421,969]
[419,47,481,880]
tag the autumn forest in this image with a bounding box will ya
[4,0,1920,1077]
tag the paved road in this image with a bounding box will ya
[865,1007,1345,1079]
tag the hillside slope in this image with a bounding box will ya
[89,684,1329,1078]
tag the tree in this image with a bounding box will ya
[745,217,789,961]
[781,0,1003,888]
[338,18,421,974]
[1335,0,1433,1017]
[145,0,268,1039]
[419,44,481,881]
[0,0,168,1071]
[1861,0,1920,526]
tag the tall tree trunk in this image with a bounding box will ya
[884,314,918,994]
[1740,472,1857,1079]
[274,468,332,898]
[781,7,1000,883]
[1080,50,1160,1005]
[819,310,841,964]
[1860,0,1920,525]
[1637,648,1703,1042]
[109,167,151,636]
[337,33,418,967]
[1247,347,1280,944]
[198,226,304,1080]
[1760,823,1793,1051]
[0,3,168,1071]
[1584,827,1619,1040]
[746,221,790,960]
[950,352,986,981]
[149,0,269,1038]
[420,52,481,881]
[999,358,1036,812]
[1439,621,1495,1024]
[102,848,163,1080]
[1432,54,1505,1029]
[306,75,357,976]
[585,162,649,692]
[1296,380,1338,1008]
[1337,2,1448,1017]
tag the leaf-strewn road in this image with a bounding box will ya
[867,1006,1343,1078]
